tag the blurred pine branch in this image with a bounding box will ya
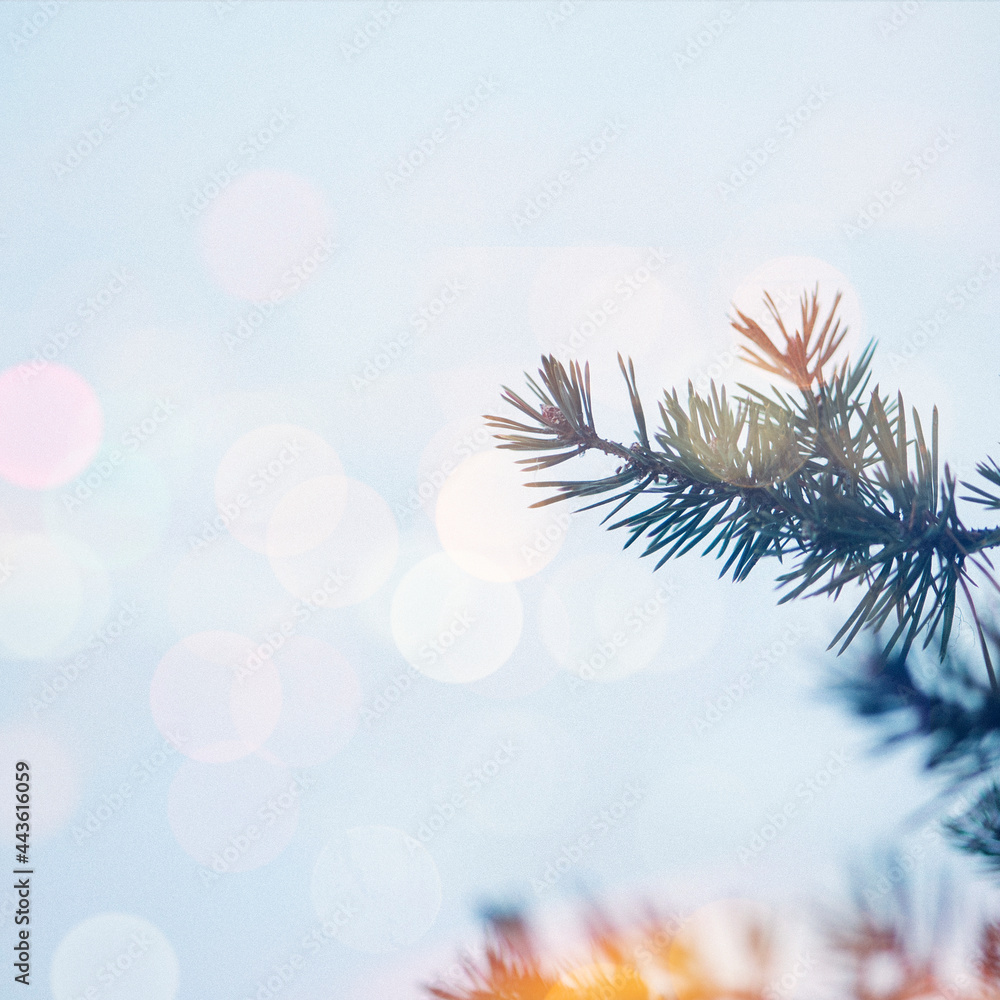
[428,887,1000,1000]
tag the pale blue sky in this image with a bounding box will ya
[2,2,1000,998]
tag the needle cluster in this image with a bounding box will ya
[487,288,1000,676]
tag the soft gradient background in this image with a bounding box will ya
[2,1,1000,997]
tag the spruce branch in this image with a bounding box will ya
[830,631,1000,783]
[732,287,848,388]
[944,782,1000,870]
[828,616,1000,876]
[486,288,1000,676]
[963,456,1000,511]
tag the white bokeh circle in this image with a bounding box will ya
[167,755,301,873]
[540,549,724,681]
[44,452,171,570]
[528,246,700,394]
[150,631,281,763]
[390,552,523,683]
[51,912,179,1000]
[265,474,351,559]
[413,415,495,522]
[214,424,344,554]
[310,825,442,953]
[435,450,570,582]
[530,246,668,357]
[540,555,676,682]
[268,478,398,607]
[0,532,111,660]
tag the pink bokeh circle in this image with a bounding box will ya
[150,631,282,764]
[0,364,102,489]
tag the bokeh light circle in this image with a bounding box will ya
[0,363,102,489]
[436,450,570,582]
[51,912,179,1000]
[413,415,495,522]
[390,552,523,683]
[198,170,332,301]
[730,257,863,370]
[150,631,282,763]
[214,424,344,554]
[540,556,674,682]
[310,825,442,953]
[268,478,398,607]
[0,532,111,660]
[44,452,170,569]
[167,755,301,873]
[265,474,351,558]
[528,246,700,395]
[540,549,724,681]
[529,246,669,358]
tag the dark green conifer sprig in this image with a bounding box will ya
[830,626,1000,869]
[945,783,1000,870]
[486,288,1000,676]
[831,632,1000,783]
[964,456,1000,511]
